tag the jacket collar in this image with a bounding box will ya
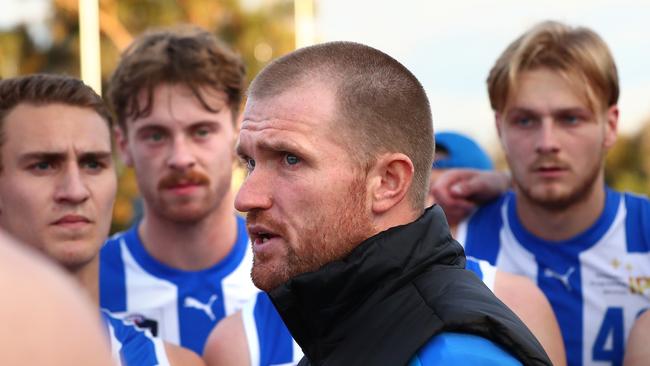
[268,205,465,361]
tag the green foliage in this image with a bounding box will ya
[605,120,650,196]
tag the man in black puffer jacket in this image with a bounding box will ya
[234,41,552,366]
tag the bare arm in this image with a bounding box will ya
[204,311,251,366]
[494,270,566,366]
[0,233,113,366]
[624,310,650,366]
[432,169,510,224]
[166,342,206,366]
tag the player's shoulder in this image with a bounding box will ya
[466,192,509,228]
[103,227,132,249]
[409,332,522,366]
[621,190,650,252]
[622,190,650,216]
[460,193,510,262]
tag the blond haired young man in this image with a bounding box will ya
[435,21,650,366]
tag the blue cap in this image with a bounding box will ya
[433,131,493,170]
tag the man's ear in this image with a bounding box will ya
[114,126,134,167]
[494,112,508,153]
[603,105,619,149]
[366,153,414,214]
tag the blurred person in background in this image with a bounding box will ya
[432,21,650,366]
[100,25,258,356]
[0,74,203,366]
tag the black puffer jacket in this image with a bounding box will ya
[268,205,552,366]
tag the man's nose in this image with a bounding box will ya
[54,164,90,204]
[234,166,273,213]
[535,119,560,155]
[167,136,197,170]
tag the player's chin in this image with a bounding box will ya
[251,261,291,292]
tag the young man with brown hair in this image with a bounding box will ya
[100,25,258,356]
[232,41,551,365]
[434,21,650,366]
[0,74,203,366]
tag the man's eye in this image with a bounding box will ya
[246,158,256,171]
[82,160,103,170]
[194,128,211,138]
[32,162,53,171]
[561,115,580,125]
[515,117,533,127]
[146,131,165,142]
[285,154,300,165]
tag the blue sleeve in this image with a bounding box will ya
[464,194,508,265]
[99,234,127,311]
[465,257,483,280]
[623,192,650,253]
[254,293,296,365]
[408,332,522,366]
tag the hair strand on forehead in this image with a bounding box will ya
[107,25,246,131]
[488,20,619,114]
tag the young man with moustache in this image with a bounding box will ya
[100,25,258,355]
[0,74,203,366]
[232,41,552,365]
[433,21,650,366]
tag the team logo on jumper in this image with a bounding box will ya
[544,266,575,291]
[629,276,650,295]
[184,294,218,321]
[124,313,159,336]
[611,258,650,296]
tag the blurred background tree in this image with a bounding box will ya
[605,116,650,197]
[0,0,295,232]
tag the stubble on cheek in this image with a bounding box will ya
[250,177,375,291]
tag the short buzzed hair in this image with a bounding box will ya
[488,20,619,114]
[249,41,434,210]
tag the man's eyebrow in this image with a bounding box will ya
[78,151,113,160]
[551,107,592,115]
[18,151,113,163]
[261,138,306,153]
[235,143,248,158]
[507,107,590,116]
[18,152,66,164]
[506,107,540,116]
[236,137,311,159]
